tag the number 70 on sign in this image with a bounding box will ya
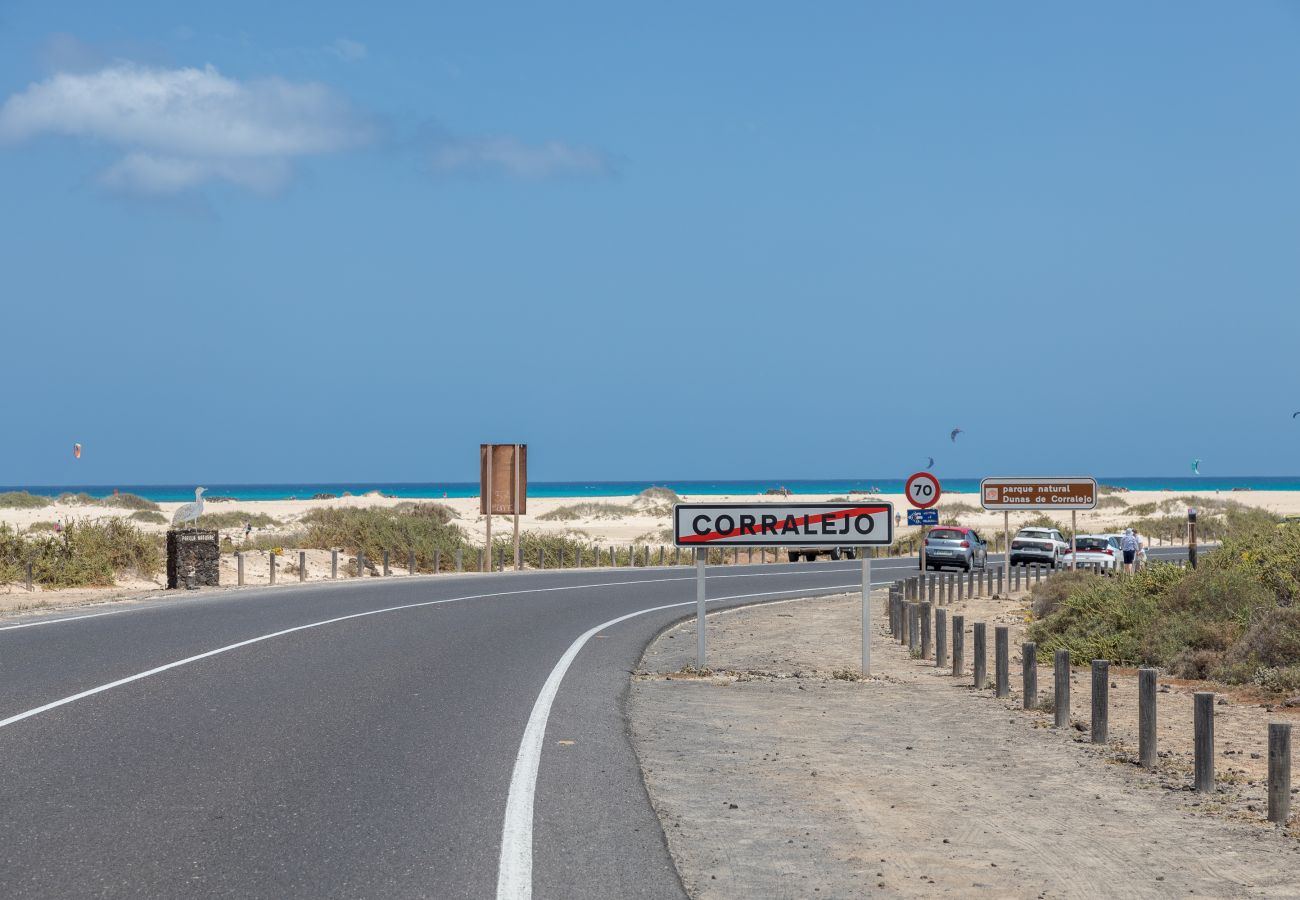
[905,471,941,509]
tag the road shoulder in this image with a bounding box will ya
[628,592,1300,898]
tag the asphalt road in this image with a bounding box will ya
[0,549,1190,899]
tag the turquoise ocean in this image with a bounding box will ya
[2,477,1297,503]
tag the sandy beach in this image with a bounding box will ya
[3,487,1296,548]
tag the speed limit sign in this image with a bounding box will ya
[905,471,941,509]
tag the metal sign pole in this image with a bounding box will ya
[1071,510,1077,571]
[696,548,707,669]
[861,552,872,675]
[512,444,521,571]
[484,455,493,573]
[1003,511,1010,580]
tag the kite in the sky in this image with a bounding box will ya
[926,456,935,470]
[950,428,963,443]
[73,443,81,460]
[1192,458,1201,475]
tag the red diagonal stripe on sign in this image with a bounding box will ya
[680,506,890,544]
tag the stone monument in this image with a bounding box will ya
[166,529,220,589]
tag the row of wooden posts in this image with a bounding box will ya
[888,572,1293,825]
[227,543,878,585]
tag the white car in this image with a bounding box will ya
[1010,527,1069,568]
[1062,534,1120,571]
[1105,533,1147,569]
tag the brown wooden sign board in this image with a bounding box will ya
[480,444,527,515]
[980,477,1097,510]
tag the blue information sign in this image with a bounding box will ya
[907,509,939,526]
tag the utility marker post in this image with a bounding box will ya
[696,548,707,669]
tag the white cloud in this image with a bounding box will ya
[430,134,613,179]
[0,62,373,193]
[326,38,367,63]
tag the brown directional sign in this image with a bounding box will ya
[980,477,1097,510]
[480,444,527,515]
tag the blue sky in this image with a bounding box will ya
[1,2,1297,486]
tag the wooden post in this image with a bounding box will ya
[973,623,987,689]
[576,548,583,568]
[1270,723,1292,824]
[957,573,965,601]
[952,615,965,676]
[1138,668,1157,769]
[936,608,948,668]
[456,549,463,572]
[498,546,506,571]
[409,549,416,575]
[995,626,1010,697]
[539,548,546,570]
[1091,660,1109,743]
[1194,692,1215,792]
[927,575,935,604]
[331,549,338,579]
[299,550,306,582]
[661,546,666,566]
[358,551,366,577]
[907,603,919,651]
[269,551,277,585]
[237,552,244,586]
[25,561,32,592]
[997,565,1004,596]
[434,549,441,574]
[967,569,974,597]
[921,602,932,660]
[1054,649,1070,727]
[1022,642,1037,709]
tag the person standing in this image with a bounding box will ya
[1120,527,1140,573]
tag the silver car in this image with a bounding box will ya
[923,526,988,572]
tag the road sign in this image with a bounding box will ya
[905,471,941,509]
[979,477,1097,510]
[673,502,894,547]
[907,509,939,526]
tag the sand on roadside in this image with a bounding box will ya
[628,588,1300,899]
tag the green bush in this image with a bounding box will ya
[1028,506,1300,691]
[0,492,51,509]
[0,519,162,588]
[26,521,58,532]
[194,510,282,529]
[129,510,168,525]
[99,493,161,511]
[56,492,97,505]
[638,486,682,504]
[537,502,637,521]
[297,506,474,572]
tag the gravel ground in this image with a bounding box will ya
[628,590,1300,898]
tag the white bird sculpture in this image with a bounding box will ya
[172,487,207,527]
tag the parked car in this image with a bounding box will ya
[923,526,988,572]
[1061,534,1119,571]
[1104,532,1147,569]
[1010,527,1068,568]
[787,546,859,562]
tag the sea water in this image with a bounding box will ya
[3,476,1298,503]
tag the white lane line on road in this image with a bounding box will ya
[495,581,859,900]
[0,610,130,632]
[0,572,871,731]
